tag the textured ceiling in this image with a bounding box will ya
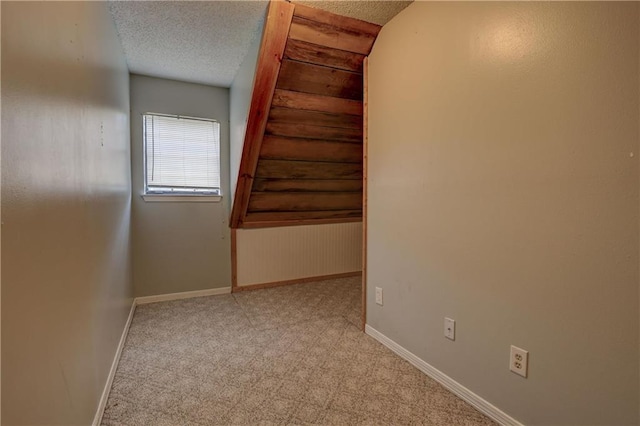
[296,1,412,26]
[108,1,268,87]
[108,1,412,87]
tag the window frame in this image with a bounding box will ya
[141,112,222,203]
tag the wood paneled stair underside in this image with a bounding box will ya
[231,1,380,229]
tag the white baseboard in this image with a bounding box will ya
[92,300,136,426]
[134,286,231,305]
[92,286,231,425]
[365,325,524,426]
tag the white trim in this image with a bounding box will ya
[141,194,222,203]
[365,325,524,426]
[134,287,231,305]
[92,301,136,426]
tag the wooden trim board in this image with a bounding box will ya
[230,0,295,228]
[233,271,362,292]
[231,228,238,290]
[361,56,369,332]
[242,216,362,229]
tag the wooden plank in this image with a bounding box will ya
[233,271,362,291]
[272,89,362,116]
[289,16,376,55]
[230,0,294,228]
[248,192,363,212]
[255,159,362,180]
[277,59,362,100]
[362,56,368,332]
[266,122,362,143]
[292,3,381,37]
[284,39,365,73]
[261,135,362,163]
[269,107,362,130]
[252,178,362,192]
[245,210,362,222]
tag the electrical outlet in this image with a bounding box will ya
[510,345,529,378]
[375,287,383,305]
[444,317,455,340]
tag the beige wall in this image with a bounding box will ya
[236,223,362,286]
[230,25,262,206]
[367,2,639,425]
[130,75,231,297]
[1,2,132,424]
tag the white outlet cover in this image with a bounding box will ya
[375,287,383,306]
[444,317,455,340]
[510,345,529,378]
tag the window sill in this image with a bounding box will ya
[141,194,222,203]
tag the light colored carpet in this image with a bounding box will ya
[102,276,496,425]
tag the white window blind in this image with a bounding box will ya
[143,113,220,195]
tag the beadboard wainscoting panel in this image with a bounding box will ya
[236,222,362,286]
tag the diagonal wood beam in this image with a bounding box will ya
[230,0,295,228]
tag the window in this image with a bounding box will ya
[143,113,221,198]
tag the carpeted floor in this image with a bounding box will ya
[102,276,496,425]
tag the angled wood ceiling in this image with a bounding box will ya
[231,0,381,229]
